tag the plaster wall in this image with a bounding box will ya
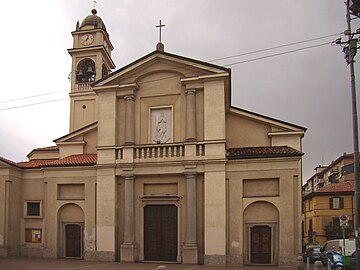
[226,158,301,265]
[226,113,270,148]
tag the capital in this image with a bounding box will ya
[185,89,196,95]
[124,95,135,101]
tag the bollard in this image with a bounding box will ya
[314,260,323,270]
[156,266,167,270]
[296,255,303,270]
[307,256,310,270]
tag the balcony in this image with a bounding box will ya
[115,142,207,163]
[77,83,92,91]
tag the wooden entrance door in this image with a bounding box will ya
[65,224,82,258]
[144,205,177,261]
[251,225,271,264]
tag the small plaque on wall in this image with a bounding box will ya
[151,107,172,144]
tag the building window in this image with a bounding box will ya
[330,197,344,209]
[25,228,42,243]
[24,201,42,218]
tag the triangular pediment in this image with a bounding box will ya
[228,106,306,132]
[93,50,230,87]
[54,122,98,158]
[54,122,98,143]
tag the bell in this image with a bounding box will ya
[76,69,84,82]
[86,66,95,76]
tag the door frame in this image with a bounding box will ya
[139,197,181,262]
[245,222,277,265]
[62,222,84,259]
[250,225,272,264]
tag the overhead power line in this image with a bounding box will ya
[0,90,67,104]
[208,33,341,62]
[0,98,68,112]
[0,33,339,111]
[224,41,331,66]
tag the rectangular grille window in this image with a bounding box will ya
[26,202,41,217]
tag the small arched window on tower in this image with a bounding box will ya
[102,64,108,78]
[76,59,96,83]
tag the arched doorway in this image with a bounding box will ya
[243,201,279,265]
[58,203,84,258]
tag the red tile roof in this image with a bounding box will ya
[18,154,97,168]
[33,146,59,151]
[315,181,355,193]
[227,146,303,159]
[0,156,20,167]
[303,181,355,199]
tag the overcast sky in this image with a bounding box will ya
[0,0,359,181]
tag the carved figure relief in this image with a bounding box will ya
[151,108,172,143]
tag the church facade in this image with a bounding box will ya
[0,9,306,266]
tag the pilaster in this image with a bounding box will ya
[204,165,226,265]
[120,175,136,262]
[183,172,198,264]
[185,89,197,141]
[96,168,116,261]
[124,95,135,145]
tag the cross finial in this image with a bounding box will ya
[156,20,165,43]
[93,0,97,9]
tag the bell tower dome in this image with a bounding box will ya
[67,9,116,132]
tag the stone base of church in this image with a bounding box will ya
[120,243,136,262]
[278,254,298,267]
[226,255,243,265]
[182,244,198,264]
[20,247,43,258]
[204,254,226,265]
[0,247,8,257]
[84,250,99,261]
[94,250,116,261]
[42,247,57,258]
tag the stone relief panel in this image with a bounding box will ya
[151,107,173,143]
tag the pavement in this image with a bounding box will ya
[0,257,327,270]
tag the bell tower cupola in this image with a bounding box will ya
[67,8,116,132]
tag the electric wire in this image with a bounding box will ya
[0,34,339,112]
[0,90,67,104]
[224,41,331,66]
[208,33,341,62]
[0,98,68,112]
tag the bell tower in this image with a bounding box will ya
[67,9,116,132]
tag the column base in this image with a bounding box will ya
[120,243,136,262]
[182,244,198,264]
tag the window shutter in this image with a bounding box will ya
[340,197,344,209]
[330,197,333,209]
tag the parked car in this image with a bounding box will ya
[304,245,322,263]
[320,239,355,267]
[322,239,356,256]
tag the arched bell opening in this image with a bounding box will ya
[76,59,96,83]
[102,63,109,78]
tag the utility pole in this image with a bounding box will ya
[345,1,360,270]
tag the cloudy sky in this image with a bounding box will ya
[0,0,359,181]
